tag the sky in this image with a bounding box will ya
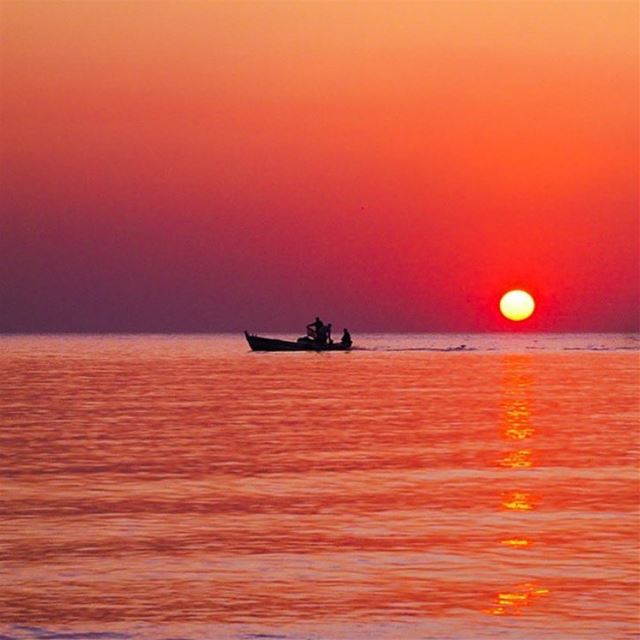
[1,0,638,333]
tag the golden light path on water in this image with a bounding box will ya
[0,334,638,640]
[489,355,546,616]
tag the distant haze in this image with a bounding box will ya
[1,1,638,333]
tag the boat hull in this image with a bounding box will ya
[244,331,351,352]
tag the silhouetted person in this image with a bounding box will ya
[307,316,324,341]
[315,322,332,345]
[341,328,352,347]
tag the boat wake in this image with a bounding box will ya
[562,345,640,351]
[360,345,477,352]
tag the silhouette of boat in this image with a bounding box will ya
[244,331,351,352]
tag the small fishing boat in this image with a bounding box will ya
[244,331,351,352]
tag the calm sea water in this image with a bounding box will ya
[1,334,639,640]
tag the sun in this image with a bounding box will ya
[500,290,535,322]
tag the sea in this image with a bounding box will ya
[1,333,639,640]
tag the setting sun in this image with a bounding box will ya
[500,290,536,322]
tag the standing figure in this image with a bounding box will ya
[306,316,324,341]
[307,316,324,340]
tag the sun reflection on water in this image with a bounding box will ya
[503,400,534,440]
[486,582,551,616]
[500,356,534,435]
[500,537,531,548]
[501,491,536,511]
[486,356,549,617]
[500,449,533,468]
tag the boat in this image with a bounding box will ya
[244,331,351,352]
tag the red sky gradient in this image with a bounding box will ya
[1,1,638,332]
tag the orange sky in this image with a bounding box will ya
[1,1,638,331]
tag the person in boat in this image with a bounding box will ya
[314,322,331,345]
[341,328,352,348]
[306,316,324,340]
[308,316,332,344]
